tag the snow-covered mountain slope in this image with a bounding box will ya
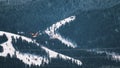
[0,31,82,66]
[45,16,77,48]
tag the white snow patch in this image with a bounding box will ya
[112,54,120,61]
[16,51,49,66]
